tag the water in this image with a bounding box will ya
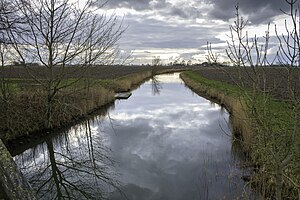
[13,73,252,199]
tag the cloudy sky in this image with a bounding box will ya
[98,0,292,64]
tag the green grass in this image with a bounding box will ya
[185,71,299,137]
[184,71,295,130]
[183,71,242,96]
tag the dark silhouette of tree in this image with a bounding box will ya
[6,0,124,130]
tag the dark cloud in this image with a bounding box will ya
[164,5,201,19]
[151,0,169,9]
[118,17,226,51]
[207,0,290,24]
[103,0,293,24]
[167,6,189,19]
[104,0,201,19]
[104,0,154,11]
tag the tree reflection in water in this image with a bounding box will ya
[14,120,121,199]
[151,77,162,96]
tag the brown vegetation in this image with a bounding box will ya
[0,83,114,139]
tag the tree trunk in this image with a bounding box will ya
[0,140,36,200]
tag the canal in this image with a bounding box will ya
[13,73,253,199]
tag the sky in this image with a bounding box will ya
[97,0,292,65]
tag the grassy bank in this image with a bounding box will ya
[1,68,185,143]
[180,71,300,199]
[180,71,252,149]
[1,72,150,142]
[0,82,115,141]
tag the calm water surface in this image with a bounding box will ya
[14,73,252,199]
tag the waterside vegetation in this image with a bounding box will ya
[181,69,300,199]
[1,66,186,143]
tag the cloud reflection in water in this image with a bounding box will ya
[13,73,249,199]
[96,73,246,199]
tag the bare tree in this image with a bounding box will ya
[0,140,37,199]
[0,1,12,138]
[6,0,123,129]
[205,42,219,64]
[0,0,20,138]
[152,56,161,66]
[276,0,300,67]
[275,0,300,102]
[222,3,300,200]
[272,1,300,199]
[225,4,248,67]
[0,2,38,199]
[151,56,161,76]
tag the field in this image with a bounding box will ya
[2,65,186,79]
[192,66,300,101]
